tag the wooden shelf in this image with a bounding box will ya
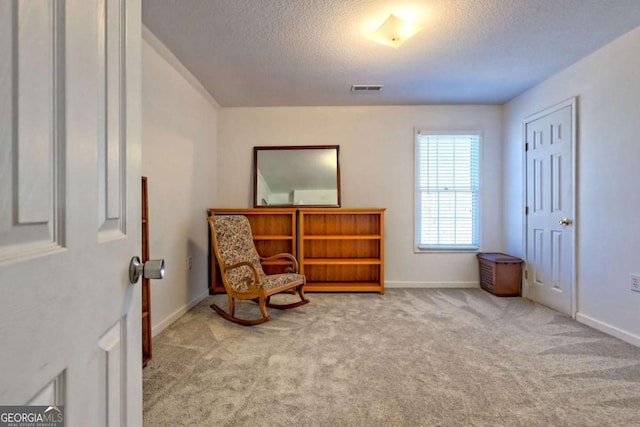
[302,235,381,240]
[304,282,382,292]
[141,177,151,366]
[254,235,294,240]
[302,258,382,265]
[262,259,297,265]
[207,207,385,295]
[299,208,385,294]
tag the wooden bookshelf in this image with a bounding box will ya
[207,207,385,294]
[299,208,385,294]
[141,177,151,366]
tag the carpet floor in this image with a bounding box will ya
[143,289,640,426]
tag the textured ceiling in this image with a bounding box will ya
[142,0,640,107]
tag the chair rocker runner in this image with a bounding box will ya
[208,215,309,325]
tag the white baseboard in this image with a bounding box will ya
[385,281,480,289]
[151,291,209,338]
[576,312,640,348]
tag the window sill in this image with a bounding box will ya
[414,248,480,254]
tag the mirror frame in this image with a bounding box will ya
[253,145,341,208]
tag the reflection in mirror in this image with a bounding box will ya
[254,146,341,207]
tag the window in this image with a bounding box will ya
[415,131,480,251]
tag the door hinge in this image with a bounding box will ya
[525,142,529,151]
[525,206,529,215]
[524,269,528,279]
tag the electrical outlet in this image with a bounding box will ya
[631,274,640,293]
[187,256,193,271]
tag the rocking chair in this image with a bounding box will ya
[208,215,309,326]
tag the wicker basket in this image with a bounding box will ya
[477,253,523,296]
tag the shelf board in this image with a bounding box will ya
[302,235,381,240]
[304,282,383,293]
[261,260,296,266]
[253,235,294,240]
[302,258,382,265]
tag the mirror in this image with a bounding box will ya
[253,145,341,207]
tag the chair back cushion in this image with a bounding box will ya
[213,215,266,290]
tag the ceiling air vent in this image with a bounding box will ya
[351,84,384,92]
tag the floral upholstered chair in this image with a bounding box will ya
[208,215,309,325]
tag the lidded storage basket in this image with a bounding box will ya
[477,253,523,297]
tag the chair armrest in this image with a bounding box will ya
[225,261,260,291]
[261,253,299,273]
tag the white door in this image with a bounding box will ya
[525,98,576,316]
[0,0,142,425]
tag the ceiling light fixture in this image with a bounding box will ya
[370,14,422,48]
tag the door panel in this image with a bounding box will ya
[533,158,543,213]
[525,101,575,315]
[551,153,563,212]
[532,228,545,285]
[0,0,142,424]
[98,318,126,427]
[0,1,64,259]
[551,230,563,289]
[98,0,128,239]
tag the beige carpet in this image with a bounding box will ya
[143,289,640,426]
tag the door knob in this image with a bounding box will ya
[129,256,165,284]
[558,218,573,226]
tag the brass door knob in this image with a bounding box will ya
[558,218,573,226]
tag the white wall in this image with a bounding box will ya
[142,28,219,336]
[503,26,640,345]
[218,106,503,287]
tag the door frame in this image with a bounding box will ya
[522,96,578,318]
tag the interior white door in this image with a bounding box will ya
[525,99,576,316]
[0,0,142,425]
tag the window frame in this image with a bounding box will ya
[414,129,482,253]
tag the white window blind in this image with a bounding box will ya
[415,132,480,250]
